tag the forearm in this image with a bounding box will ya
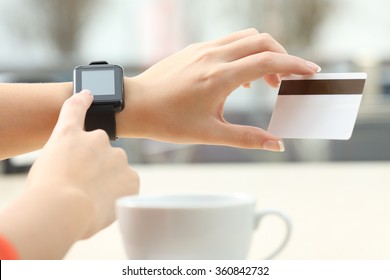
[0,79,142,159]
[0,188,94,259]
[0,82,72,159]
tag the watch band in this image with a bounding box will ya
[85,104,117,141]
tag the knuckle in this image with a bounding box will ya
[196,65,225,88]
[195,48,217,63]
[130,169,140,193]
[259,32,274,41]
[186,42,210,55]
[257,33,274,49]
[238,129,261,148]
[122,167,140,196]
[186,42,202,50]
[112,147,129,163]
[90,129,110,143]
[254,34,271,46]
[56,122,77,137]
[256,51,275,67]
[246,28,260,35]
[249,34,270,49]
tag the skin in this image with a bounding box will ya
[0,29,320,259]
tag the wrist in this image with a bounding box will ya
[33,187,96,239]
[116,76,151,138]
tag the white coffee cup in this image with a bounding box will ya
[116,193,291,260]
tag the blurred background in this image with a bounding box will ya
[1,0,390,172]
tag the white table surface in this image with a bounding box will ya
[1,162,390,260]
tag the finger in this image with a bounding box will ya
[208,28,260,47]
[220,33,288,62]
[264,74,281,88]
[55,90,93,131]
[225,52,321,89]
[212,122,285,152]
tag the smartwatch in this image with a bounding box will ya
[73,61,124,141]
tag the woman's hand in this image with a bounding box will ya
[0,91,139,259]
[26,90,140,237]
[119,28,320,151]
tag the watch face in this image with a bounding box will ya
[81,69,115,95]
[73,63,124,111]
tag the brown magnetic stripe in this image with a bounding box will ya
[279,79,365,95]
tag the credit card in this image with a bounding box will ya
[267,73,367,140]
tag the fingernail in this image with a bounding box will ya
[306,61,322,73]
[242,82,251,88]
[263,140,285,152]
[80,89,92,96]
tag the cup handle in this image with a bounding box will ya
[254,209,292,260]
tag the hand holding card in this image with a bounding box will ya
[267,73,367,140]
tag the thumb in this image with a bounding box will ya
[215,123,285,152]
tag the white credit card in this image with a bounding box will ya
[267,73,367,140]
